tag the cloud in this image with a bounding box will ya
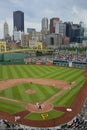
[0,0,87,38]
[70,6,87,25]
[72,6,79,15]
[73,0,87,9]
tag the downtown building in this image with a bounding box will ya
[55,21,66,37]
[3,21,11,42]
[13,10,24,32]
[41,17,48,33]
[46,17,66,48]
[27,28,36,36]
[65,22,84,43]
[3,21,9,39]
[41,17,49,42]
[50,17,60,33]
[13,10,24,42]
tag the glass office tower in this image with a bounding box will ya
[13,10,24,32]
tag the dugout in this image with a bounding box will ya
[53,59,87,68]
[53,59,69,67]
[72,61,87,68]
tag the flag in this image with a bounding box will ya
[58,48,60,54]
[66,49,68,55]
[75,49,78,55]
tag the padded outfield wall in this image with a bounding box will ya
[0,52,25,64]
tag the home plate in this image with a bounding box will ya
[66,108,72,112]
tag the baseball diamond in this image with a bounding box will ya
[0,65,87,127]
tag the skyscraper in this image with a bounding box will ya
[55,21,66,36]
[50,17,60,33]
[3,21,9,39]
[41,17,48,42]
[13,10,24,32]
[41,17,48,33]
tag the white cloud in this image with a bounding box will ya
[72,6,79,15]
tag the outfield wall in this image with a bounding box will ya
[0,52,25,64]
[0,53,3,61]
[0,52,87,68]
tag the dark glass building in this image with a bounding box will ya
[13,10,24,32]
[65,22,84,43]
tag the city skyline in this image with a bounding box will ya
[0,0,87,38]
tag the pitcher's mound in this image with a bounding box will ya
[26,89,36,94]
[26,102,53,113]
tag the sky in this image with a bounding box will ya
[0,0,87,38]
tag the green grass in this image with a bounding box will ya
[25,110,64,120]
[0,99,25,114]
[0,65,85,82]
[0,83,61,103]
[52,78,86,106]
[0,65,86,120]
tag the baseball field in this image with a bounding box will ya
[0,65,87,127]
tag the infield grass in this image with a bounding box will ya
[0,83,61,103]
[25,110,64,120]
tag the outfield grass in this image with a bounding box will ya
[0,65,85,82]
[0,65,86,120]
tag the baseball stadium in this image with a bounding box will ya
[0,50,87,129]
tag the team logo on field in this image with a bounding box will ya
[41,113,48,120]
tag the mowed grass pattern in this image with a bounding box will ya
[0,65,86,116]
[0,65,85,81]
[0,83,61,103]
[26,110,64,120]
[0,99,25,114]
